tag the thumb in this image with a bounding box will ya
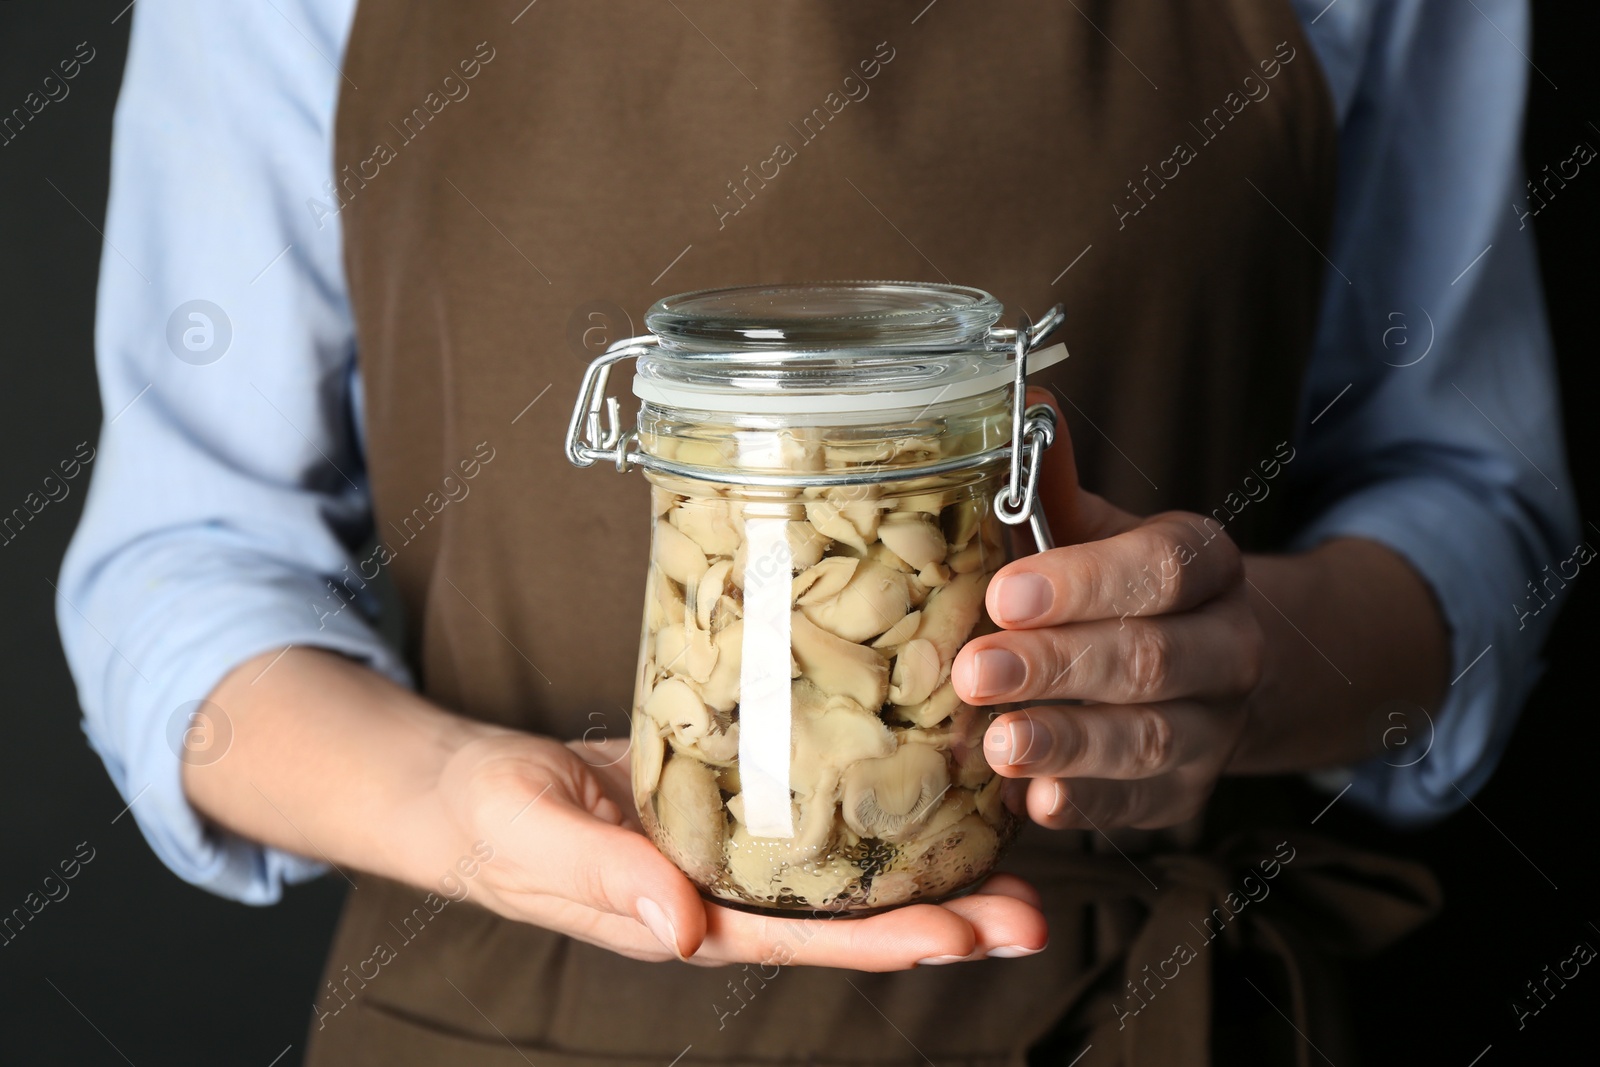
[524,785,709,958]
[1024,385,1140,543]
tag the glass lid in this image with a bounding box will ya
[630,281,1068,415]
[644,281,1004,353]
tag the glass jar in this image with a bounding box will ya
[566,282,1065,916]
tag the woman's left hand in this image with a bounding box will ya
[951,397,1264,831]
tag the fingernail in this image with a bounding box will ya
[986,719,1044,767]
[637,898,680,956]
[1048,781,1068,818]
[968,648,1026,699]
[987,944,1046,959]
[994,573,1053,624]
[917,954,968,966]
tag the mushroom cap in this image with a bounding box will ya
[878,513,947,570]
[696,620,744,712]
[789,611,890,710]
[654,518,709,587]
[653,755,727,884]
[798,559,912,643]
[870,610,923,653]
[631,711,666,811]
[789,682,895,797]
[916,570,990,669]
[793,556,859,605]
[643,677,712,747]
[840,741,951,843]
[888,678,966,729]
[693,559,735,633]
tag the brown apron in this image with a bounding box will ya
[310,3,1438,1064]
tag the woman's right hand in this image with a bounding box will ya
[434,733,1049,970]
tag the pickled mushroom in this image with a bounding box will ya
[683,720,739,765]
[644,677,712,747]
[647,567,686,630]
[725,822,861,904]
[732,520,827,586]
[789,612,890,709]
[947,542,986,574]
[870,610,922,653]
[916,570,989,668]
[947,702,994,788]
[901,813,1001,900]
[634,453,1019,914]
[797,559,911,643]
[672,498,741,557]
[697,620,744,712]
[878,513,947,570]
[942,498,984,550]
[682,620,718,683]
[888,638,941,706]
[975,774,1008,828]
[694,559,734,632]
[654,756,726,883]
[840,741,950,843]
[805,500,870,554]
[789,683,895,797]
[632,712,666,808]
[653,623,688,675]
[654,520,708,586]
[728,788,835,860]
[793,557,859,605]
[889,678,965,729]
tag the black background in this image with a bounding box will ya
[0,2,1594,1064]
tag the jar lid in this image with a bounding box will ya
[645,281,1002,350]
[633,282,1065,414]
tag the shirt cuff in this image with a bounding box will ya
[79,565,412,905]
[1288,474,1544,826]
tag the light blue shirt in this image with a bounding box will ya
[59,0,1578,904]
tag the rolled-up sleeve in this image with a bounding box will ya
[1291,0,1579,823]
[56,0,408,903]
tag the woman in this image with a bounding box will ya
[60,1,1573,1063]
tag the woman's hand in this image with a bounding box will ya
[436,733,1049,969]
[190,650,1046,980]
[950,391,1263,831]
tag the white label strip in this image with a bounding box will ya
[737,517,795,838]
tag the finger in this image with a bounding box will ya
[1026,386,1140,544]
[985,512,1243,628]
[982,702,1217,781]
[952,594,1262,705]
[973,871,1044,910]
[500,764,710,958]
[696,900,989,971]
[1025,774,1208,832]
[498,892,690,964]
[526,882,1048,969]
[939,889,1050,958]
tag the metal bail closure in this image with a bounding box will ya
[993,309,1065,553]
[563,299,1068,499]
[564,335,657,472]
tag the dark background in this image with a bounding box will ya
[0,2,1594,1064]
